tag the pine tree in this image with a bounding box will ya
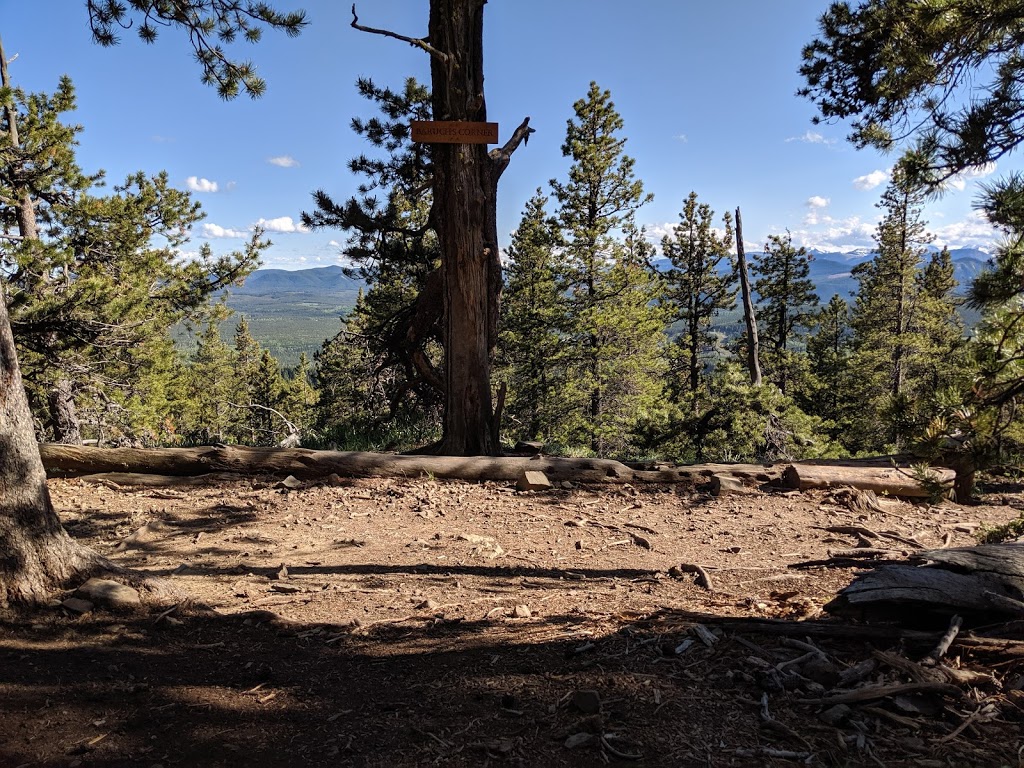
[549,82,659,454]
[497,191,565,442]
[282,352,318,437]
[751,231,819,394]
[184,313,237,444]
[846,170,966,451]
[661,192,736,401]
[1,71,263,444]
[805,295,852,434]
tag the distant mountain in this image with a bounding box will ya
[231,264,364,296]
[654,246,992,300]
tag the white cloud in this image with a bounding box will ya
[674,134,688,143]
[943,162,998,192]
[852,169,889,191]
[268,155,300,168]
[785,130,835,146]
[186,176,219,193]
[788,214,880,252]
[328,240,342,248]
[255,216,308,234]
[931,210,998,249]
[807,196,829,209]
[202,223,247,238]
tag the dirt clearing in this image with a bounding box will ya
[2,474,1023,766]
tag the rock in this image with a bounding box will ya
[326,473,345,487]
[564,733,595,749]
[62,597,94,614]
[516,470,551,492]
[571,689,601,714]
[417,598,440,611]
[271,583,302,594]
[277,475,302,490]
[561,481,574,490]
[75,578,141,610]
[513,604,532,618]
[710,474,754,496]
[800,656,841,688]
[819,703,852,726]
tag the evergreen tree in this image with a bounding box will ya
[1,70,263,444]
[751,231,819,394]
[805,294,852,434]
[661,192,736,401]
[846,171,966,451]
[497,191,565,442]
[184,313,237,444]
[282,352,319,438]
[549,82,661,454]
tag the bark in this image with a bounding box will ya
[0,34,39,242]
[40,443,786,486]
[826,543,1024,620]
[782,463,955,498]
[0,292,96,606]
[734,207,762,386]
[48,377,83,444]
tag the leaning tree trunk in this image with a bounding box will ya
[0,292,96,606]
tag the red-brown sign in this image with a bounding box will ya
[411,120,499,144]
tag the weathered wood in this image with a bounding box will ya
[41,444,786,486]
[783,463,955,498]
[734,207,762,387]
[826,544,1024,619]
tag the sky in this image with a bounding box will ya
[4,1,1011,270]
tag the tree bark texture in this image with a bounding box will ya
[0,296,96,605]
[826,543,1024,620]
[428,0,500,456]
[40,444,789,486]
[48,377,83,445]
[734,207,762,386]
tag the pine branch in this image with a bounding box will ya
[350,4,447,62]
[489,116,535,178]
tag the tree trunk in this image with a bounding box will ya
[428,0,499,456]
[48,377,83,445]
[0,294,96,606]
[40,443,788,486]
[782,463,955,498]
[735,207,762,386]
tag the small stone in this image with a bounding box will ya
[801,656,841,688]
[561,481,574,490]
[571,689,601,714]
[76,578,141,610]
[710,474,754,496]
[819,703,852,726]
[417,598,440,611]
[516,470,551,492]
[513,604,532,618]
[62,597,94,614]
[564,732,594,749]
[271,583,302,594]
[278,475,302,490]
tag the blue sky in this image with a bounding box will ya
[4,1,1009,269]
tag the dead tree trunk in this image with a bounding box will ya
[783,463,954,498]
[48,377,83,445]
[735,207,762,386]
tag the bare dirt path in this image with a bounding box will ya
[2,474,1022,766]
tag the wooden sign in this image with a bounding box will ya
[411,120,499,144]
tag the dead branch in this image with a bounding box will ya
[349,4,447,61]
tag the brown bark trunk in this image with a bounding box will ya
[782,463,955,498]
[0,293,96,606]
[48,377,83,444]
[428,0,499,456]
[734,207,762,386]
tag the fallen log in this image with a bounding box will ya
[782,463,954,498]
[39,444,784,486]
[825,543,1024,620]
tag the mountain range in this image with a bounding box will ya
[217,248,993,365]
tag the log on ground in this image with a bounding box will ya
[782,463,954,498]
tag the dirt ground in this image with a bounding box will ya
[2,471,1024,767]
